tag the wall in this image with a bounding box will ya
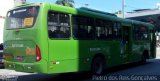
[0,0,14,44]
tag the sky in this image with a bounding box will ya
[27,0,160,13]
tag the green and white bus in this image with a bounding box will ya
[3,3,156,75]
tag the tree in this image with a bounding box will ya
[55,0,74,7]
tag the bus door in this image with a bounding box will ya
[150,30,156,58]
[121,26,131,63]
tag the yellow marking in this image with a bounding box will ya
[24,17,34,27]
[26,47,35,55]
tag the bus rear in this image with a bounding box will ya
[3,3,49,73]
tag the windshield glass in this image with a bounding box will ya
[6,6,39,29]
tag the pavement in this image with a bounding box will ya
[156,47,160,58]
[0,50,3,53]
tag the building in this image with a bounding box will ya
[0,1,14,44]
[114,10,123,18]
[125,8,160,31]
[14,0,26,7]
[0,0,26,45]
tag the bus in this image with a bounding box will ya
[3,3,156,75]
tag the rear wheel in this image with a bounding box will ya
[91,57,105,75]
[141,54,147,64]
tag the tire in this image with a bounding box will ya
[141,54,147,64]
[91,57,105,75]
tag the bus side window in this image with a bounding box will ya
[72,15,95,40]
[59,14,70,38]
[133,25,148,41]
[133,25,141,40]
[95,19,104,39]
[113,22,121,39]
[48,11,70,39]
[96,19,106,40]
[95,19,116,40]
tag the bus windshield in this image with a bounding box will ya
[6,6,39,29]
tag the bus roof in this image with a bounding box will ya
[14,2,154,30]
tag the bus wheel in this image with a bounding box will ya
[91,57,105,75]
[141,54,147,64]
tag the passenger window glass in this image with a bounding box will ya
[72,15,122,40]
[113,23,121,39]
[48,11,70,39]
[95,19,121,40]
[133,25,148,40]
[72,15,95,40]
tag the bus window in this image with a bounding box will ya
[133,25,149,40]
[95,19,106,39]
[113,22,121,39]
[72,15,95,40]
[48,11,70,39]
[6,6,39,29]
[95,19,115,40]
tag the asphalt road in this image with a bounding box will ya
[0,49,160,81]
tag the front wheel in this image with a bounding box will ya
[91,57,105,75]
